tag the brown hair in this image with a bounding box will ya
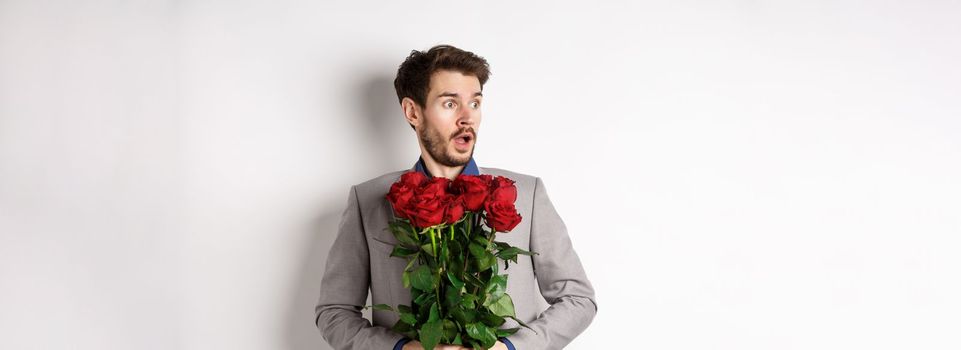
[394,45,491,128]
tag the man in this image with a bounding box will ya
[315,45,597,350]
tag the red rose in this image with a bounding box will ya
[408,192,446,229]
[477,174,493,186]
[484,200,522,233]
[419,177,451,199]
[399,171,428,188]
[386,181,416,219]
[445,194,466,225]
[452,175,490,211]
[488,176,517,204]
[387,172,432,219]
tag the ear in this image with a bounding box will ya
[401,97,422,129]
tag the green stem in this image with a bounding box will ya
[430,227,437,257]
[463,213,473,274]
[436,227,444,317]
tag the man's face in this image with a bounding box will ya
[414,70,482,167]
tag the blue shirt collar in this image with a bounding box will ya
[413,156,480,178]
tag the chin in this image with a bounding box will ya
[448,152,471,164]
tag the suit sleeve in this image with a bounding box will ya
[314,185,406,349]
[505,177,598,349]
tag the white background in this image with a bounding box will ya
[2,1,960,349]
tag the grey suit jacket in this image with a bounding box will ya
[314,165,597,349]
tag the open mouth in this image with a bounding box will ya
[454,133,472,144]
[453,133,473,147]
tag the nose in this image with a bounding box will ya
[457,106,476,128]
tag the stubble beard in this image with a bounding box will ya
[419,120,474,167]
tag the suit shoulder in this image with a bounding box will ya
[480,166,537,180]
[351,169,407,199]
[479,167,540,189]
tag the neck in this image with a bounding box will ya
[420,153,466,180]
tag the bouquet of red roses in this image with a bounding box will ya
[371,171,536,350]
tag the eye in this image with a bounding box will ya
[444,101,456,108]
[470,101,480,109]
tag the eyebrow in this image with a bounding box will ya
[436,91,483,99]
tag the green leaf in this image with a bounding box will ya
[450,305,477,324]
[473,234,491,247]
[415,300,436,322]
[481,311,505,327]
[495,246,535,261]
[388,222,419,247]
[461,219,472,240]
[495,327,520,337]
[397,304,417,325]
[391,320,417,339]
[410,265,436,291]
[421,243,435,257]
[450,305,468,324]
[486,294,516,318]
[460,294,477,309]
[507,315,536,333]
[365,303,394,312]
[439,239,449,261]
[399,311,417,325]
[442,319,458,343]
[402,270,410,289]
[463,273,486,291]
[428,302,440,322]
[445,287,461,309]
[468,242,487,258]
[465,322,497,348]
[448,236,464,254]
[390,246,418,258]
[475,251,497,271]
[397,304,415,325]
[419,320,442,350]
[483,275,508,303]
[446,269,465,291]
[413,291,431,305]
